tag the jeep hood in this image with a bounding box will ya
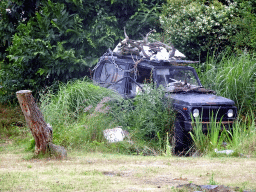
[167,93,235,106]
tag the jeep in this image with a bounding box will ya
[93,49,237,154]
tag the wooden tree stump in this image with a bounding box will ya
[16,90,67,159]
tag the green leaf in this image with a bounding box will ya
[37,68,47,76]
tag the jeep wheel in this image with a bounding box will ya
[174,117,185,155]
[174,117,193,156]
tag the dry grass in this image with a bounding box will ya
[0,144,256,192]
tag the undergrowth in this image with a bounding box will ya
[190,111,256,156]
[2,52,256,157]
[39,79,122,126]
[0,103,26,139]
[199,52,256,114]
[39,80,175,155]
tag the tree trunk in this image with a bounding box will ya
[16,90,67,159]
[16,90,54,155]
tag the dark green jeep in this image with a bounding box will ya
[93,50,237,153]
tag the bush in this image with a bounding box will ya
[1,1,90,103]
[0,0,165,103]
[160,0,237,61]
[0,103,26,138]
[110,83,176,146]
[229,11,256,53]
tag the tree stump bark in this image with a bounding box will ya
[16,90,66,158]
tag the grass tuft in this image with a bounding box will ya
[190,111,256,156]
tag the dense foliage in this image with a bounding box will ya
[1,0,256,157]
[229,1,256,53]
[0,0,164,102]
[160,0,256,61]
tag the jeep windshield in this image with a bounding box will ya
[156,68,211,93]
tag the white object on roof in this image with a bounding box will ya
[174,49,186,58]
[113,39,186,61]
[150,47,169,61]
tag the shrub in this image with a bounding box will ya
[0,0,165,103]
[229,11,256,53]
[0,103,26,138]
[110,83,176,146]
[160,0,237,61]
[1,1,89,103]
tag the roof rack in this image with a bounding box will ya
[112,52,199,66]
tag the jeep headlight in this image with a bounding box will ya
[193,109,200,118]
[227,109,234,118]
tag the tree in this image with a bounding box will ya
[0,0,41,60]
[228,0,256,53]
[160,0,237,61]
[0,0,164,103]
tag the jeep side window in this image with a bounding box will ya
[98,61,126,94]
[184,70,198,85]
[100,62,125,84]
[100,62,116,83]
[136,67,152,84]
[129,66,152,95]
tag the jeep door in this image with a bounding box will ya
[93,60,126,95]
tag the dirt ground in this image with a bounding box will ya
[0,144,256,192]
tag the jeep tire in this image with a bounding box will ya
[174,118,185,154]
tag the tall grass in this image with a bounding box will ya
[199,52,256,114]
[190,116,229,154]
[40,79,121,126]
[228,110,256,156]
[190,111,256,156]
[39,80,175,154]
[109,83,176,146]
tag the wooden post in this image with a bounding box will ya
[16,90,66,158]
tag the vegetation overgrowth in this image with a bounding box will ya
[2,0,256,101]
[0,0,164,102]
[0,103,26,139]
[1,74,255,157]
[39,80,176,155]
[198,52,256,114]
[0,0,256,157]
[190,111,256,157]
[161,0,256,61]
